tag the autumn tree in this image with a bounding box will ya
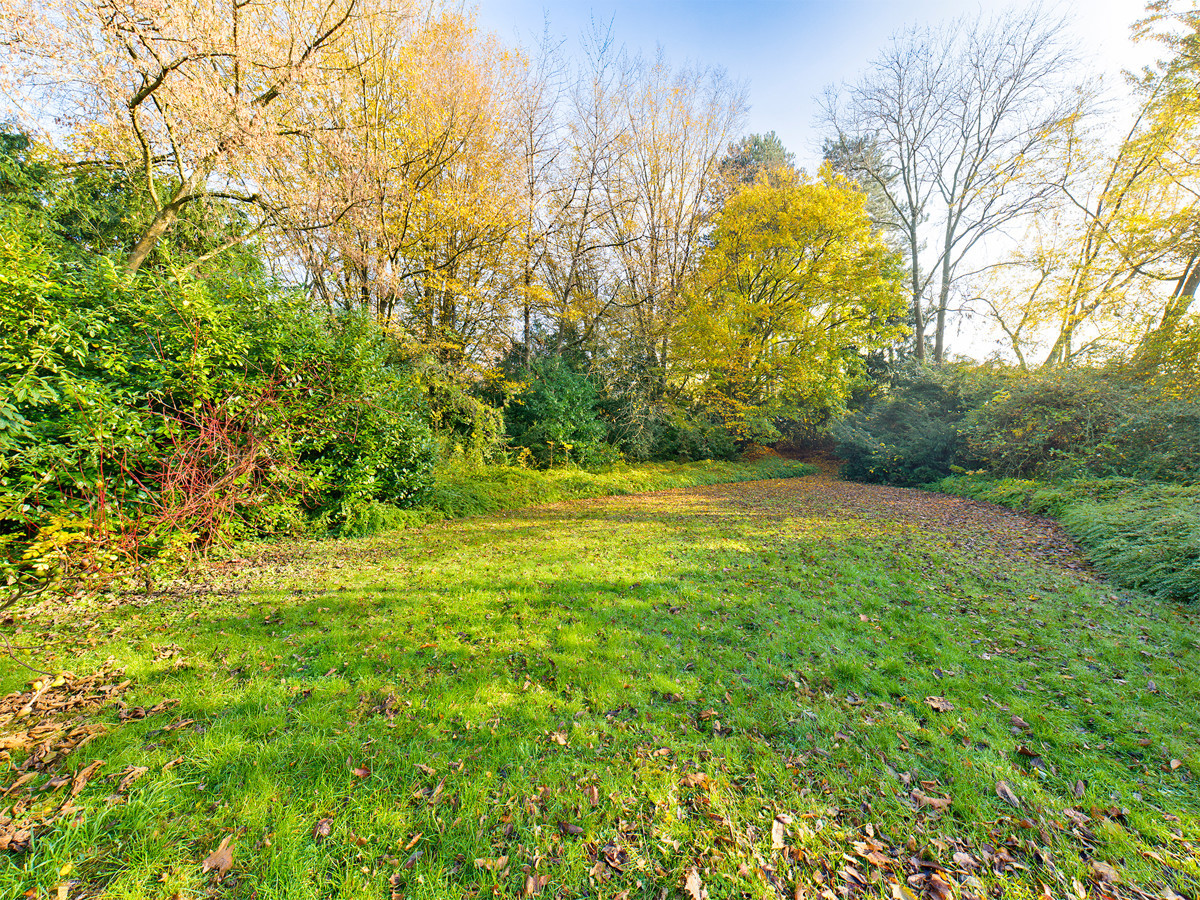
[0,0,428,274]
[606,52,747,372]
[288,11,526,366]
[976,2,1200,373]
[674,167,906,440]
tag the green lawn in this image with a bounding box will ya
[2,474,1198,900]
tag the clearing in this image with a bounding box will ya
[1,473,1198,900]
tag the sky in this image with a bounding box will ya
[473,0,1158,171]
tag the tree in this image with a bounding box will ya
[290,10,526,367]
[674,167,906,440]
[975,2,1200,373]
[822,7,1081,362]
[607,51,747,374]
[0,0,423,274]
[717,131,796,194]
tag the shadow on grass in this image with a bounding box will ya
[4,483,1199,899]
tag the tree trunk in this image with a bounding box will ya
[909,222,925,361]
[933,216,955,363]
[1134,252,1200,368]
[126,170,206,275]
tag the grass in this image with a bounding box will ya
[1,473,1198,899]
[342,457,818,534]
[934,475,1200,602]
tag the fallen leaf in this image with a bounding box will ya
[351,766,370,778]
[680,772,710,789]
[1090,860,1119,883]
[925,697,955,713]
[1169,759,1182,770]
[683,866,707,900]
[557,820,584,836]
[928,872,954,900]
[549,732,569,746]
[771,815,789,849]
[995,781,1021,807]
[953,851,978,869]
[70,760,105,798]
[402,849,423,869]
[911,789,952,811]
[313,818,332,840]
[201,836,233,878]
[584,783,600,805]
[1010,715,1032,732]
[1072,779,1087,799]
[523,872,551,896]
[1063,808,1091,826]
[116,765,149,792]
[474,855,508,872]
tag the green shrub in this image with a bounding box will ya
[834,365,970,486]
[504,356,613,467]
[963,368,1199,482]
[650,408,740,462]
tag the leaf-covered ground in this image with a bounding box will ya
[1,472,1198,900]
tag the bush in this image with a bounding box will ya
[650,408,740,462]
[504,356,613,467]
[963,368,1200,482]
[834,365,971,486]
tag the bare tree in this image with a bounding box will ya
[822,5,1082,362]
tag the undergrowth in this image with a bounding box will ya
[934,476,1200,602]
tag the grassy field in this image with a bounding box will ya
[1,472,1198,899]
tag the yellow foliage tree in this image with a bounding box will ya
[674,167,906,440]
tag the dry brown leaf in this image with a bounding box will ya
[995,781,1021,807]
[548,731,569,746]
[1072,779,1087,798]
[1010,715,1032,732]
[772,815,789,849]
[584,783,600,806]
[116,765,149,792]
[70,760,105,798]
[474,855,508,872]
[680,772,710,789]
[1090,860,1119,883]
[201,835,233,878]
[911,789,952,811]
[313,818,332,840]
[1063,807,1091,826]
[925,697,955,713]
[683,866,707,900]
[928,872,954,900]
[523,872,551,895]
[557,820,584,836]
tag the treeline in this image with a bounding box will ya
[0,0,1197,601]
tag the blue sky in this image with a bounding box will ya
[474,0,1154,170]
